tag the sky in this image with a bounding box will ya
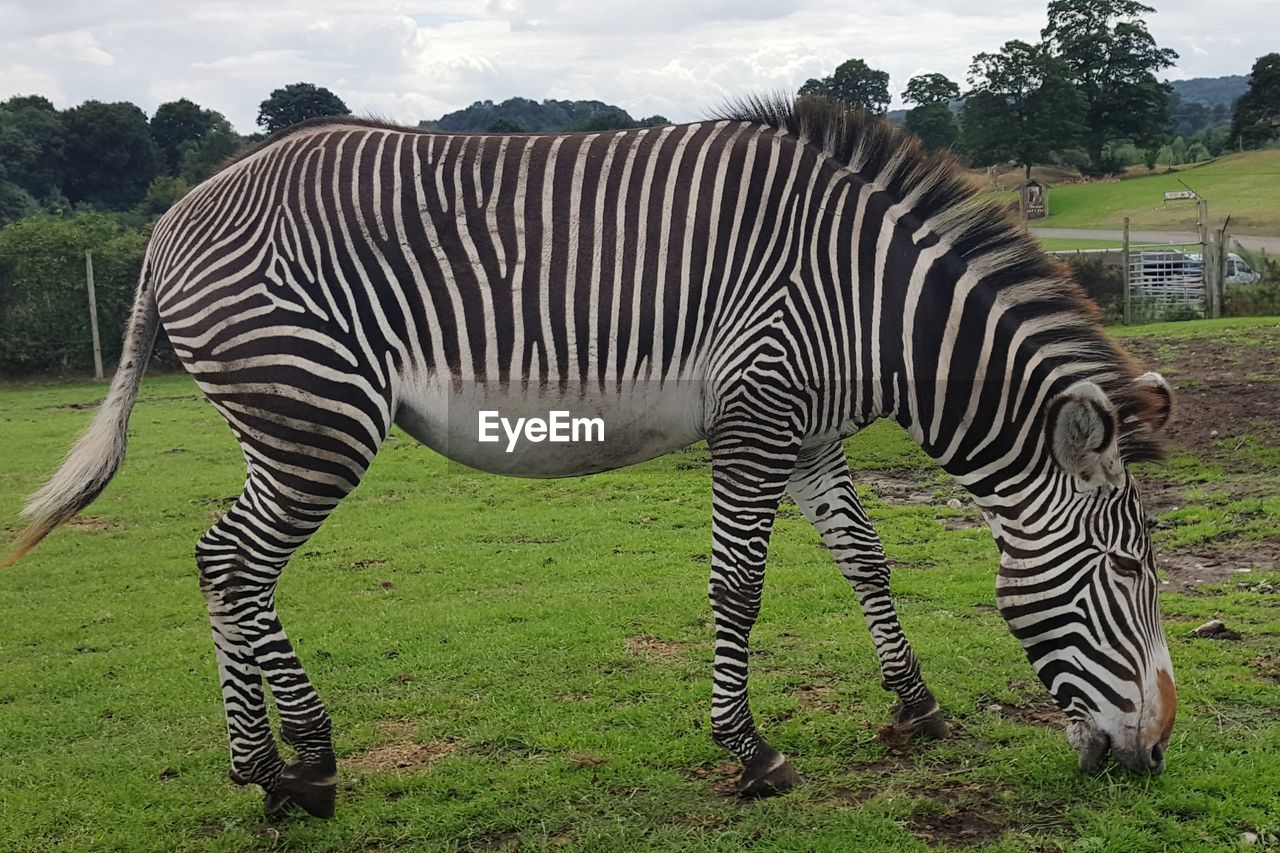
[0,0,1269,133]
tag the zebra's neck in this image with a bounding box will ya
[811,160,1124,510]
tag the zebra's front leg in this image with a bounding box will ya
[787,441,950,739]
[706,425,803,796]
[197,482,342,819]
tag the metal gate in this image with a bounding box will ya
[1125,245,1205,322]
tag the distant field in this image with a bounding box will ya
[1022,149,1280,235]
[2,320,1280,850]
[1035,237,1120,251]
[1036,238,1200,253]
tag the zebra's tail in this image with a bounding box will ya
[3,264,160,568]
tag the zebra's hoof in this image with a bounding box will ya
[891,705,952,740]
[263,763,337,819]
[738,746,801,797]
[911,709,952,740]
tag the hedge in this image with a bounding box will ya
[0,213,152,376]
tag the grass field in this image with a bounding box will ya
[2,319,1280,851]
[1033,238,1121,252]
[1023,149,1280,235]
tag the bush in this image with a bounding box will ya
[1223,283,1280,317]
[1102,142,1143,172]
[1186,142,1211,163]
[0,213,155,375]
[138,176,190,217]
[1053,148,1093,172]
[1061,255,1124,322]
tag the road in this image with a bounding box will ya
[1033,227,1280,254]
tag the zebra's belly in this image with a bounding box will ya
[394,375,706,477]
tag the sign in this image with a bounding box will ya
[1164,189,1197,201]
[1021,179,1048,220]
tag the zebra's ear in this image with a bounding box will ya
[1047,381,1124,491]
[1132,371,1174,433]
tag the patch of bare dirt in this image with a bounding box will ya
[1123,331,1280,473]
[1247,654,1280,682]
[566,752,607,769]
[940,515,984,531]
[903,781,1009,848]
[686,760,743,797]
[345,736,458,774]
[861,469,949,505]
[824,785,881,806]
[625,634,687,661]
[67,515,116,531]
[792,683,842,712]
[986,700,1067,727]
[1158,541,1280,593]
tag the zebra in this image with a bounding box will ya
[5,95,1177,818]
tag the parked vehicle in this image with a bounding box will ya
[1185,252,1261,284]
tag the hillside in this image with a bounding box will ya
[1024,149,1280,235]
[1168,74,1249,107]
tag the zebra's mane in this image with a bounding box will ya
[715,94,1167,464]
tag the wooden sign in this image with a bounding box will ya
[1021,180,1048,220]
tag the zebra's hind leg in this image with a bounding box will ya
[198,465,370,819]
[705,421,803,797]
[786,441,951,741]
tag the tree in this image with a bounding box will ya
[1042,0,1178,174]
[799,58,891,113]
[487,117,525,133]
[904,73,960,107]
[151,99,218,174]
[179,117,246,184]
[1231,53,1280,148]
[0,179,38,225]
[961,40,1086,178]
[138,175,191,216]
[62,100,158,209]
[0,95,66,200]
[257,83,349,134]
[902,74,961,151]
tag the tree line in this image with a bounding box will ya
[0,83,352,374]
[0,82,351,225]
[801,0,1279,177]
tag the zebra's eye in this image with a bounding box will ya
[1110,554,1143,575]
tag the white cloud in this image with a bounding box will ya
[34,30,113,66]
[0,0,1267,132]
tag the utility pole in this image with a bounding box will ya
[85,250,104,380]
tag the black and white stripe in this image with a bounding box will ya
[11,97,1177,814]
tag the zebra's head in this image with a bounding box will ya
[992,373,1176,775]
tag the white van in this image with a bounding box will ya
[1185,252,1262,284]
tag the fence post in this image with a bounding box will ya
[1204,231,1223,320]
[85,250,104,380]
[1122,217,1132,325]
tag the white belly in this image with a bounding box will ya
[394,373,706,477]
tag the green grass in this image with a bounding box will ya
[1035,238,1121,252]
[3,321,1280,851]
[1019,149,1280,234]
[1110,315,1280,339]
